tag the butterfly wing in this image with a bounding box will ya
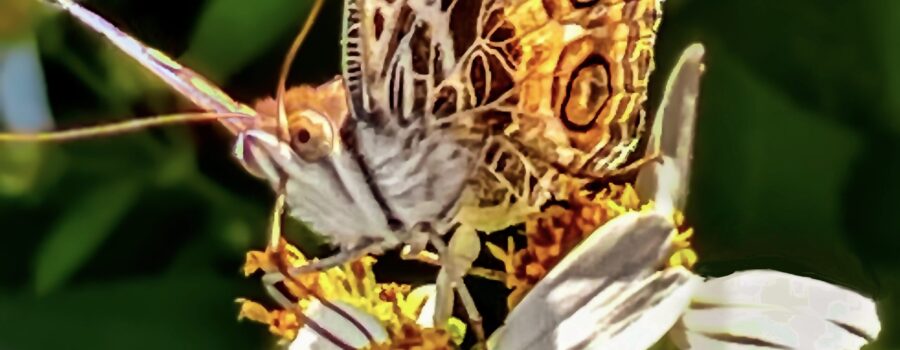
[342,0,521,130]
[342,0,660,176]
[341,0,660,232]
[54,0,256,133]
[339,0,660,229]
[501,0,662,176]
[340,0,523,232]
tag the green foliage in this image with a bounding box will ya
[0,144,47,196]
[33,178,141,295]
[184,0,317,80]
[0,275,264,350]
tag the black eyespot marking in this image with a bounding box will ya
[295,128,311,144]
[557,53,612,132]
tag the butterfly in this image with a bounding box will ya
[1,0,662,343]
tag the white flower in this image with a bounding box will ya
[489,43,882,350]
[290,300,389,350]
[488,211,702,350]
[671,270,880,349]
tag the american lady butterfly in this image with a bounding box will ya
[1,0,662,339]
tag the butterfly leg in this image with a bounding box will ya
[266,193,287,249]
[261,190,378,302]
[400,245,505,282]
[261,271,295,308]
[261,241,378,305]
[258,241,384,317]
[429,227,486,344]
[287,238,382,275]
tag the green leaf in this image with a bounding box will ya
[870,0,900,135]
[183,0,315,81]
[0,143,45,196]
[0,276,264,350]
[153,139,196,187]
[689,47,871,289]
[666,0,883,129]
[33,179,142,295]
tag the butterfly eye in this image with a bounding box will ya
[294,128,311,144]
[289,109,335,161]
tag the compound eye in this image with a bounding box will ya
[289,109,334,161]
[294,128,312,144]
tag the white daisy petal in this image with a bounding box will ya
[492,212,694,350]
[290,300,388,350]
[410,284,438,327]
[673,329,784,350]
[670,270,881,350]
[682,306,867,350]
[575,268,700,350]
[674,306,867,349]
[636,43,705,213]
[691,270,881,342]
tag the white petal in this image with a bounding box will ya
[290,300,388,350]
[674,329,785,350]
[572,268,700,350]
[410,284,438,327]
[637,158,682,216]
[492,212,691,350]
[670,270,881,350]
[636,43,705,213]
[692,270,880,341]
[675,306,867,349]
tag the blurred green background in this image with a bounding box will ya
[0,0,898,349]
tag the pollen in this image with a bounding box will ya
[488,182,698,309]
[237,239,461,348]
[236,298,301,340]
[666,212,697,269]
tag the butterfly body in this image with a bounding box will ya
[235,74,481,257]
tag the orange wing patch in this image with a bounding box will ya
[506,0,662,176]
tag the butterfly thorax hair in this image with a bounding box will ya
[236,77,478,253]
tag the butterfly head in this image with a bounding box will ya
[234,77,349,179]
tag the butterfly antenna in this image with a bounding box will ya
[275,0,327,141]
[0,113,252,142]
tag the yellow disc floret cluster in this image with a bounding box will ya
[237,239,461,349]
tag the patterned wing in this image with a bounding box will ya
[341,0,661,231]
[504,0,662,176]
[342,0,661,176]
[342,0,520,129]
